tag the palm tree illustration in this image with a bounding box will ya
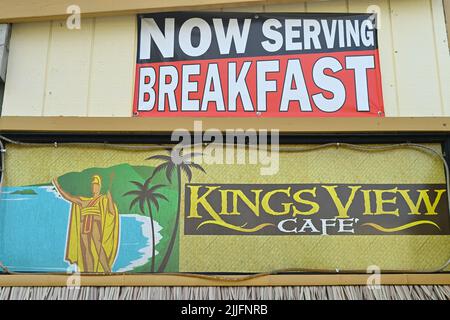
[123,177,167,272]
[147,148,205,272]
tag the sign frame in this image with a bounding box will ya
[1,117,450,285]
[133,12,385,118]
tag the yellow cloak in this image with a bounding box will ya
[65,195,120,272]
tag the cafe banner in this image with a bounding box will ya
[133,12,384,117]
[1,143,449,273]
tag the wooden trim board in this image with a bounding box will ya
[0,273,450,287]
[0,0,314,23]
[1,117,450,134]
[1,116,450,287]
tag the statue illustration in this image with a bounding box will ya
[52,174,120,273]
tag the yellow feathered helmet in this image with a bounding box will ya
[91,175,102,188]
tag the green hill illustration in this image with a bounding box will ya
[11,189,38,195]
[54,163,179,272]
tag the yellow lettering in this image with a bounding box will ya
[261,187,292,216]
[219,189,231,215]
[373,188,399,216]
[292,188,320,216]
[187,185,221,218]
[322,185,361,219]
[397,189,446,215]
[230,189,263,216]
[362,189,374,215]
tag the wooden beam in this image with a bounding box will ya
[1,273,450,287]
[0,0,307,23]
[1,116,450,134]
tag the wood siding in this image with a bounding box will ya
[1,0,449,117]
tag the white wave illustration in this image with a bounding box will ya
[116,215,163,272]
[40,185,61,197]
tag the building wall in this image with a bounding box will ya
[1,0,449,117]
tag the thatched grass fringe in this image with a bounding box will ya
[1,286,450,300]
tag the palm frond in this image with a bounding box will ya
[146,154,172,162]
[129,180,145,191]
[180,164,193,182]
[123,190,142,197]
[139,198,146,215]
[124,176,169,225]
[150,162,169,180]
[166,163,175,183]
[144,175,154,189]
[153,192,168,202]
[188,162,206,174]
[128,197,140,211]
[148,196,160,211]
[148,184,165,192]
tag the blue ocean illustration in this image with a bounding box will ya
[0,186,160,273]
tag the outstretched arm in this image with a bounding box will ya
[52,178,82,206]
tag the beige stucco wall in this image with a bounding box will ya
[1,0,449,117]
